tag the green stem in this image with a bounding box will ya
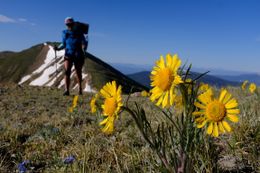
[122,106,154,148]
[162,110,182,135]
[122,106,175,173]
[158,152,175,173]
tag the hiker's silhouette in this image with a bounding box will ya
[54,17,89,96]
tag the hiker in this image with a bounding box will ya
[54,17,88,96]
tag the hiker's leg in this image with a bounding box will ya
[64,58,73,94]
[74,58,84,95]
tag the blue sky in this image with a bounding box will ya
[1,0,260,73]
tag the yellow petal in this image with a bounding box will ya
[101,115,115,134]
[194,102,206,109]
[100,89,110,98]
[158,56,165,69]
[222,121,231,132]
[241,80,248,90]
[195,117,205,123]
[226,109,240,114]
[150,90,162,101]
[151,69,157,75]
[223,92,232,104]
[227,114,239,123]
[117,85,122,96]
[99,117,108,126]
[197,120,207,128]
[198,88,213,105]
[166,53,173,67]
[173,75,183,85]
[192,111,205,116]
[207,122,213,135]
[169,88,175,105]
[225,98,238,109]
[172,54,181,71]
[72,95,79,108]
[213,122,219,137]
[219,89,227,103]
[102,123,113,134]
[68,107,73,113]
[156,95,164,106]
[218,122,225,133]
[162,92,169,108]
[171,54,178,69]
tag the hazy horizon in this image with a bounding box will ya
[1,42,259,75]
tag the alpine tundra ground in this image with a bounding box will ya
[0,83,259,172]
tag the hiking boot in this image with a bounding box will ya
[63,91,70,96]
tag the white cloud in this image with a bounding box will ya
[0,14,36,26]
[18,18,27,22]
[0,14,16,23]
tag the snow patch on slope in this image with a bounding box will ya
[19,44,95,93]
[30,49,64,86]
[19,75,31,84]
[82,73,95,92]
[19,45,64,85]
[84,83,94,92]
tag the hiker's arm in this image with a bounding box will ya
[56,44,64,50]
[55,31,66,50]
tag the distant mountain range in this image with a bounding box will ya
[111,63,152,75]
[112,63,260,86]
[127,71,240,89]
[0,43,148,93]
[216,74,260,85]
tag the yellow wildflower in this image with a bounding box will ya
[68,95,79,113]
[249,83,257,93]
[99,81,123,134]
[193,88,240,137]
[90,94,99,113]
[150,54,183,108]
[241,80,248,90]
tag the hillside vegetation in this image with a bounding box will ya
[0,44,147,93]
[0,45,43,83]
[0,83,259,172]
[84,52,148,93]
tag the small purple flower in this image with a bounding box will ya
[64,155,75,164]
[18,160,29,173]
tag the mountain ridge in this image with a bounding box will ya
[0,43,148,93]
[127,71,240,88]
[112,63,260,85]
[217,74,260,85]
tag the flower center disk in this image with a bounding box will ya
[206,100,226,122]
[155,68,174,91]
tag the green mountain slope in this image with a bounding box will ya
[0,43,148,93]
[84,52,149,93]
[0,44,44,83]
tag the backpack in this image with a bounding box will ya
[73,22,89,35]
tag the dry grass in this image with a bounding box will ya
[0,83,259,172]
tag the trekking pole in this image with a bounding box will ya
[54,49,58,75]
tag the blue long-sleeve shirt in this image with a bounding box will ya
[58,30,87,57]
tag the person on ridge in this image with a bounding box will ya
[54,17,88,96]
